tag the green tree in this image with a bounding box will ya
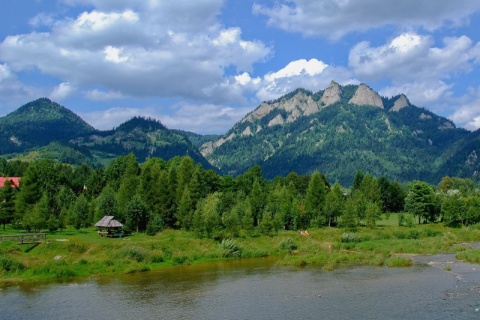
[116,174,140,222]
[352,170,364,191]
[323,182,344,227]
[441,195,466,227]
[0,180,16,230]
[305,171,327,227]
[71,194,89,229]
[249,179,265,226]
[95,186,118,223]
[222,205,241,238]
[365,201,382,228]
[404,181,439,224]
[125,195,149,233]
[341,197,357,231]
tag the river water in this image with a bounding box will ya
[1,254,479,320]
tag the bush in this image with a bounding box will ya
[221,239,242,258]
[115,246,148,262]
[0,255,25,273]
[340,232,361,243]
[279,238,298,253]
[385,256,412,267]
[66,237,87,254]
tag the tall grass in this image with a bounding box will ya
[0,222,479,283]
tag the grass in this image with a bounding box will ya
[1,218,480,284]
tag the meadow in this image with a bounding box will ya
[1,213,480,284]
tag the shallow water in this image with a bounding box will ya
[1,255,479,320]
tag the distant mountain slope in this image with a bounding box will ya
[201,81,471,184]
[70,117,213,168]
[0,98,95,153]
[0,101,214,170]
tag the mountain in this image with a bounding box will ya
[70,117,213,168]
[0,101,213,169]
[0,98,95,154]
[201,81,472,184]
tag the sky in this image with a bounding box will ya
[0,0,480,134]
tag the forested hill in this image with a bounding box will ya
[200,81,476,185]
[0,98,95,154]
[0,100,212,169]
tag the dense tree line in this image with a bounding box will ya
[0,155,479,238]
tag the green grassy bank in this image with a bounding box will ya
[1,215,480,284]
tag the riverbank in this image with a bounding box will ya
[1,221,480,285]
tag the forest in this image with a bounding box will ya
[1,154,479,238]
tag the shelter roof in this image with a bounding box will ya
[94,216,123,228]
[0,177,20,189]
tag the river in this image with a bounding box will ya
[1,254,479,319]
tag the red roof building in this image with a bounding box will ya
[0,177,21,189]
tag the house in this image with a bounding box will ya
[0,177,20,189]
[94,216,123,238]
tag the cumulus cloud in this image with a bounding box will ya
[49,82,75,101]
[0,1,271,104]
[449,86,480,130]
[0,64,41,109]
[85,89,124,101]
[243,58,356,102]
[349,33,480,82]
[253,0,480,38]
[379,81,453,107]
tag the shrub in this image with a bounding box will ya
[340,232,361,243]
[115,246,148,262]
[279,238,298,253]
[221,239,242,258]
[0,255,25,273]
[385,256,412,267]
[66,237,87,254]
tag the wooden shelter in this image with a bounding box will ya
[94,216,123,238]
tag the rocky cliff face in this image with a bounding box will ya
[320,81,342,106]
[348,84,384,108]
[390,94,410,112]
[242,90,319,124]
[201,81,417,157]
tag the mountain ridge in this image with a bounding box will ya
[0,99,212,169]
[200,81,475,184]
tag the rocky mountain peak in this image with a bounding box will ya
[349,84,384,108]
[390,94,410,112]
[320,81,342,106]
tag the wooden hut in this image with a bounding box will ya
[94,216,123,237]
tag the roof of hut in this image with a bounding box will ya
[94,216,123,228]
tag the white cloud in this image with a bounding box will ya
[0,64,41,109]
[349,33,479,82]
[254,0,480,38]
[80,103,249,134]
[85,89,124,101]
[49,82,75,101]
[449,86,480,130]
[0,1,271,104]
[248,59,355,102]
[380,81,453,107]
[264,59,328,81]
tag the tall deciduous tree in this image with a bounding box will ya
[305,171,327,227]
[405,181,439,224]
[324,182,344,227]
[441,195,466,227]
[125,195,149,233]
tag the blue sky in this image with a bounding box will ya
[1,0,480,134]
